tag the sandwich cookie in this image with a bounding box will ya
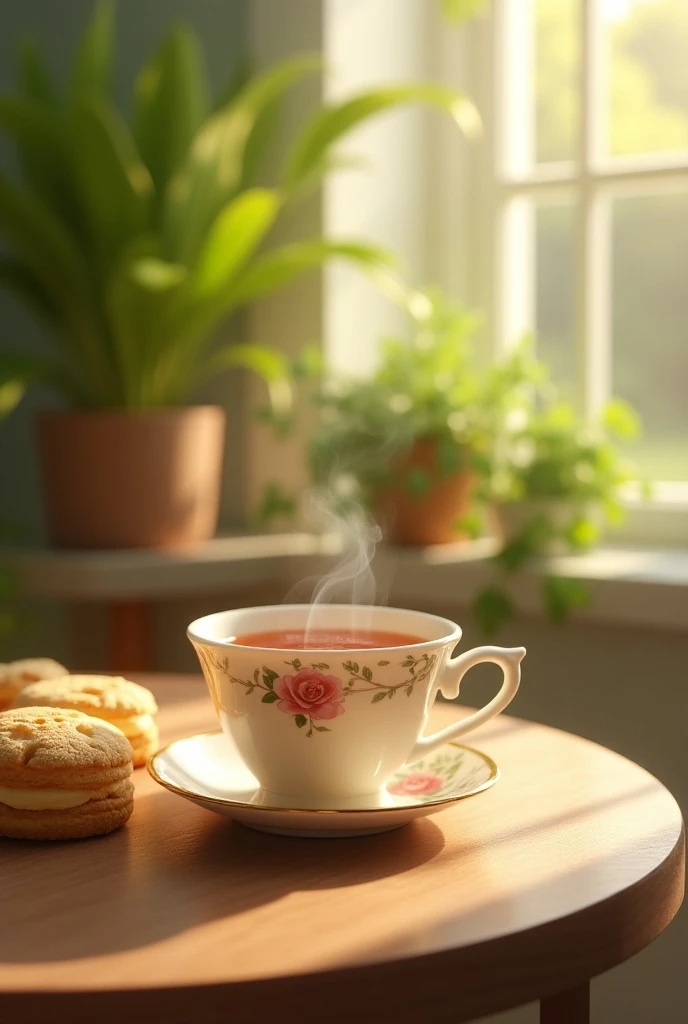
[0,658,67,710]
[13,675,159,768]
[0,707,134,840]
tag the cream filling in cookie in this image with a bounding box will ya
[107,713,155,737]
[0,786,109,810]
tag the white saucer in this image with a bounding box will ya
[148,731,499,837]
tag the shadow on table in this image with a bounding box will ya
[0,784,446,964]
[350,783,681,965]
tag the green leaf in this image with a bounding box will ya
[469,449,493,477]
[17,37,54,105]
[0,172,99,348]
[201,343,291,417]
[0,256,59,328]
[218,239,395,312]
[406,466,430,498]
[377,660,390,666]
[107,255,187,406]
[542,576,590,624]
[496,514,554,571]
[495,537,532,572]
[0,96,76,221]
[212,55,250,112]
[294,714,307,728]
[133,23,208,196]
[310,662,330,670]
[261,691,279,703]
[602,398,641,440]
[234,54,322,187]
[362,666,373,681]
[313,725,331,732]
[453,511,482,538]
[387,688,395,698]
[0,344,86,412]
[290,658,302,671]
[191,188,280,298]
[262,667,279,688]
[566,516,600,550]
[254,481,297,527]
[69,0,115,106]
[437,437,461,476]
[0,350,67,398]
[292,344,324,380]
[442,0,490,21]
[284,84,480,188]
[129,257,186,290]
[71,99,153,258]
[0,381,24,418]
[371,692,387,703]
[164,57,319,266]
[474,587,515,636]
[164,107,249,264]
[603,498,626,526]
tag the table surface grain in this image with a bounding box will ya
[0,674,684,1024]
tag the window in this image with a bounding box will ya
[444,0,688,489]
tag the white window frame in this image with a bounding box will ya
[432,0,688,545]
[248,0,687,546]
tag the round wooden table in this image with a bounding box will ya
[0,674,683,1024]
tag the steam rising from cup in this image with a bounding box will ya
[281,490,388,641]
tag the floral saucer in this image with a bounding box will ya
[148,732,499,838]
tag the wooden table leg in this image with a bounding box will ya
[540,982,590,1024]
[108,601,154,673]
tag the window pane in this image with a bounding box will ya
[612,192,688,480]
[606,0,688,158]
[535,0,579,163]
[536,202,577,389]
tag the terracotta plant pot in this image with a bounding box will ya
[38,407,226,549]
[374,438,477,546]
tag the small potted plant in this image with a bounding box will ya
[474,393,643,633]
[493,396,641,551]
[302,291,542,546]
[0,3,479,549]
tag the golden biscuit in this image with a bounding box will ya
[0,707,134,840]
[12,674,159,768]
[0,658,67,710]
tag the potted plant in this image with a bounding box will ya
[299,291,542,546]
[474,393,643,633]
[0,3,479,549]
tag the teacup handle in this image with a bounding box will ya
[407,645,526,763]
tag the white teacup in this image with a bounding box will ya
[188,604,525,803]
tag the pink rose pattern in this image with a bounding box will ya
[219,652,436,738]
[388,771,445,797]
[274,668,345,720]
